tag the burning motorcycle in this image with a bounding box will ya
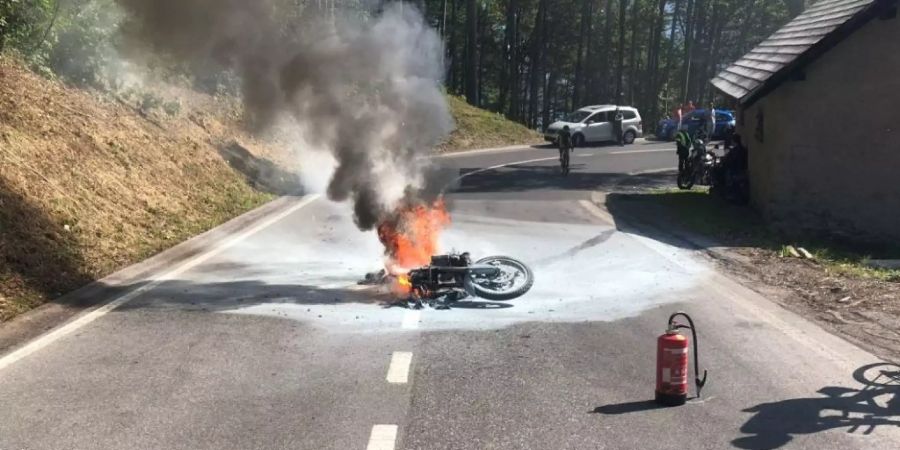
[403,253,534,307]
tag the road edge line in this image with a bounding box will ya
[0,194,320,373]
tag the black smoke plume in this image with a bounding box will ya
[114,0,453,229]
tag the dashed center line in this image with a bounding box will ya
[366,424,398,450]
[386,352,413,384]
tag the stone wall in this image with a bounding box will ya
[737,14,900,242]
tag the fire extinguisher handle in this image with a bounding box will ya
[697,369,709,396]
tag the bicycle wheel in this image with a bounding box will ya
[561,150,570,175]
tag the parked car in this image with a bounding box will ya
[657,109,736,141]
[544,105,643,146]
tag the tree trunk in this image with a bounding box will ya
[544,71,557,130]
[528,0,548,128]
[615,0,626,104]
[689,0,708,104]
[681,0,696,103]
[645,0,668,127]
[627,0,640,106]
[573,0,593,109]
[600,0,615,102]
[465,0,478,104]
[499,0,517,115]
[511,6,522,120]
[661,0,682,115]
[477,3,488,106]
[447,0,460,93]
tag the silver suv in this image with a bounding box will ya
[545,105,643,146]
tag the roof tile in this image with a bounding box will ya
[712,0,884,102]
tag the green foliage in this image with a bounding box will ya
[162,100,182,117]
[47,0,120,88]
[0,0,59,69]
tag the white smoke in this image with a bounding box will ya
[114,0,454,229]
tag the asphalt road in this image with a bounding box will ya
[1,140,899,450]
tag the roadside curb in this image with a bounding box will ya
[0,195,314,356]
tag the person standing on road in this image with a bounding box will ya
[675,128,692,174]
[613,108,625,146]
[558,125,573,162]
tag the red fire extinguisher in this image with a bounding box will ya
[656,312,708,406]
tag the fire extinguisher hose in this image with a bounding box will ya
[668,312,709,397]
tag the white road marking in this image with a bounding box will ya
[609,148,674,155]
[436,144,537,158]
[443,155,559,195]
[0,195,321,373]
[386,352,413,384]
[366,424,399,450]
[401,309,421,330]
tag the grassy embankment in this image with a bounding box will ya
[0,56,280,321]
[0,59,539,322]
[440,95,542,151]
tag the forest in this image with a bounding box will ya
[427,0,808,128]
[1,0,809,130]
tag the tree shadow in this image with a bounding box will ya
[733,362,900,449]
[456,165,674,194]
[217,141,305,196]
[0,176,93,319]
[111,278,520,313]
[604,188,900,257]
[114,278,390,312]
[604,187,767,252]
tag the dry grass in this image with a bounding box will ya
[0,56,279,321]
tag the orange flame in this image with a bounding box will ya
[395,274,413,295]
[377,199,450,294]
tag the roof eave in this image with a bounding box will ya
[714,0,897,108]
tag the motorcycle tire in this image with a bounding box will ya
[677,170,695,190]
[466,256,535,301]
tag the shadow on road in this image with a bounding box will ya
[604,189,900,257]
[732,362,900,449]
[114,278,389,312]
[603,187,766,252]
[457,165,674,194]
[590,400,665,415]
[110,277,520,313]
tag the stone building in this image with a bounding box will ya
[712,0,899,241]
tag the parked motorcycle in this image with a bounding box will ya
[407,253,535,307]
[677,136,717,190]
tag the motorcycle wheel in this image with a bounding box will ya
[677,169,695,190]
[465,256,535,301]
